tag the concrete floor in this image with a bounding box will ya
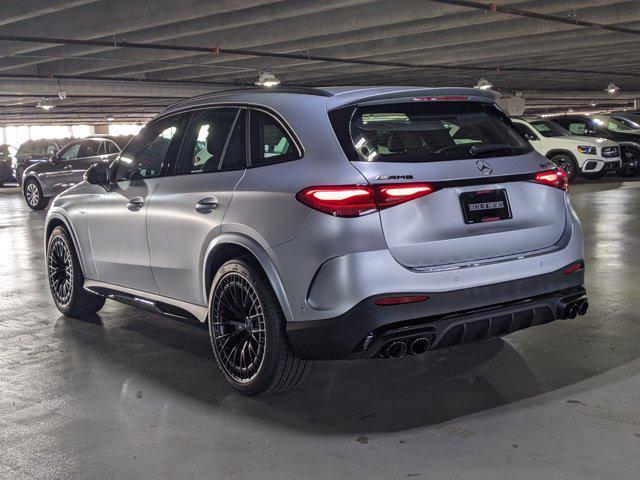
[1,178,639,480]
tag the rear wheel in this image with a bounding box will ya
[550,153,578,182]
[619,147,640,177]
[24,178,49,210]
[208,258,309,395]
[47,226,105,317]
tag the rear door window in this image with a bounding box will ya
[333,101,530,163]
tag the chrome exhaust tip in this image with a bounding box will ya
[385,341,407,359]
[409,337,431,355]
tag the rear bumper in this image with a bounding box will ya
[286,264,586,360]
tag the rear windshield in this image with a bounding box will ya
[332,101,530,163]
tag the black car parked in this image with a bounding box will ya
[553,115,640,176]
[0,144,16,186]
[13,138,66,183]
[610,112,640,130]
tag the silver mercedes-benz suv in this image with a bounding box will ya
[44,87,588,395]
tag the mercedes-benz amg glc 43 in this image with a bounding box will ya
[44,87,588,394]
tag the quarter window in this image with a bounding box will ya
[114,115,185,181]
[249,110,299,167]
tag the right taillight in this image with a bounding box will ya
[532,169,569,192]
[296,183,438,217]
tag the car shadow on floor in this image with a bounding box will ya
[53,304,640,435]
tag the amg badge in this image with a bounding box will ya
[374,175,414,180]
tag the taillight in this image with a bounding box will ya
[296,183,438,217]
[532,169,569,192]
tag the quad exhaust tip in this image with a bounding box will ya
[384,337,432,358]
[558,298,589,320]
[385,341,408,359]
[409,337,431,355]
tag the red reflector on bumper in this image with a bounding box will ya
[562,262,584,275]
[375,295,429,306]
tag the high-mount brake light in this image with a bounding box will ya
[296,183,439,217]
[532,169,569,192]
[412,96,470,101]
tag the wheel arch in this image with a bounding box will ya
[45,213,88,277]
[546,149,577,161]
[202,234,294,324]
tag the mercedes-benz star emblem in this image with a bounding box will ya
[476,160,493,175]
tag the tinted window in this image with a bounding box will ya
[114,115,186,181]
[81,140,101,158]
[176,108,241,174]
[104,140,120,154]
[249,109,299,167]
[530,120,570,137]
[512,122,538,139]
[337,101,530,163]
[59,143,81,161]
[565,120,588,135]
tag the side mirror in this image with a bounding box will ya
[84,163,110,185]
[524,132,538,141]
[49,154,60,165]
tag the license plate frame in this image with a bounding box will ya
[460,189,512,224]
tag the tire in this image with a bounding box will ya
[208,258,309,395]
[580,170,607,180]
[23,178,49,210]
[47,226,105,317]
[15,166,24,184]
[619,147,640,177]
[550,153,578,182]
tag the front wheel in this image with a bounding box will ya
[208,258,309,395]
[24,178,49,210]
[47,226,105,317]
[619,147,640,177]
[550,153,578,182]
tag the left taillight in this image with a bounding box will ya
[296,183,438,217]
[532,169,569,192]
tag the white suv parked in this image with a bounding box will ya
[512,117,621,181]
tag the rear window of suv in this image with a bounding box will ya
[330,101,530,163]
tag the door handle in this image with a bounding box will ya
[195,197,219,213]
[127,196,144,211]
[64,164,72,170]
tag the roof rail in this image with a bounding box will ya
[162,86,333,113]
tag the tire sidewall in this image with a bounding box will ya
[620,147,640,177]
[47,226,81,315]
[208,259,282,395]
[24,178,46,210]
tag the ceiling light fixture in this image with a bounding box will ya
[106,114,115,122]
[474,78,493,90]
[255,69,281,87]
[605,82,619,94]
[36,100,54,111]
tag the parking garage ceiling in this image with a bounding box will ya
[0,0,639,124]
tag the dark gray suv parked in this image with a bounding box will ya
[14,138,64,184]
[23,135,131,210]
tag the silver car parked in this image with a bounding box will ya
[23,135,130,210]
[44,87,588,395]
